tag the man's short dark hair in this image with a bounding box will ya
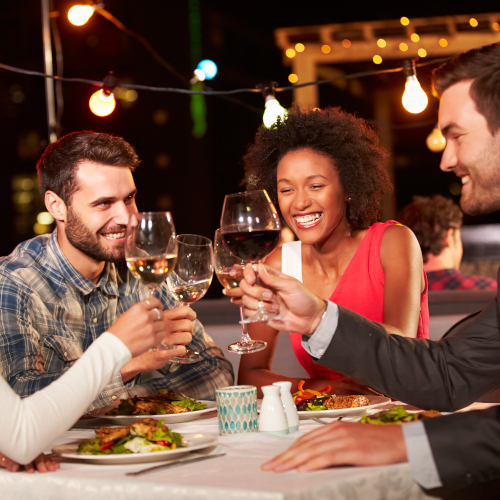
[398,195,463,263]
[432,42,500,134]
[243,104,392,231]
[36,131,140,205]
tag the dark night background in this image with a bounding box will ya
[1,1,499,296]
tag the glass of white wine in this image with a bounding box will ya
[167,234,213,364]
[125,211,178,351]
[214,229,267,354]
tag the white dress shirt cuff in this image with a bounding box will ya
[402,421,443,489]
[301,301,339,359]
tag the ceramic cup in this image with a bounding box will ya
[216,385,258,435]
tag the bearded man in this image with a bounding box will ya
[0,131,233,411]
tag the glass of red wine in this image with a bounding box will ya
[214,229,267,353]
[220,190,282,324]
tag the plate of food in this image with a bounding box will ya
[360,406,442,424]
[84,391,217,425]
[293,381,390,419]
[53,418,218,465]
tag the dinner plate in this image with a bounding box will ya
[84,401,217,426]
[297,396,391,419]
[52,433,218,465]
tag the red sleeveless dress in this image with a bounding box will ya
[288,221,429,380]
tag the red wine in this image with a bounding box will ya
[222,230,280,261]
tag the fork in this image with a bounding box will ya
[312,416,342,425]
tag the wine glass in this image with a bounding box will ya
[214,229,267,354]
[125,211,178,351]
[167,234,214,364]
[220,189,282,324]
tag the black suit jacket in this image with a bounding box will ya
[316,274,500,492]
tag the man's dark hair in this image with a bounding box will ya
[398,195,463,263]
[432,42,500,134]
[243,104,392,230]
[36,131,140,205]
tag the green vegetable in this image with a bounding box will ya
[361,406,418,425]
[77,438,108,455]
[171,398,207,411]
[306,402,327,411]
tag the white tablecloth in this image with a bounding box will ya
[0,406,439,500]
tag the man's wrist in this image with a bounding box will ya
[307,299,329,336]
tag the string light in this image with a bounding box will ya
[67,4,97,26]
[426,126,446,152]
[373,55,382,64]
[418,48,427,58]
[469,18,478,27]
[295,43,305,53]
[321,45,331,53]
[257,82,287,128]
[402,60,428,114]
[410,33,420,42]
[400,17,410,26]
[377,39,387,48]
[89,72,117,117]
[197,59,218,80]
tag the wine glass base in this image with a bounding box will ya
[170,351,202,364]
[227,340,267,354]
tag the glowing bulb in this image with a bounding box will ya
[377,39,386,48]
[373,55,382,64]
[418,48,427,58]
[321,45,331,53]
[469,18,478,27]
[342,39,351,48]
[439,38,448,47]
[426,127,446,152]
[288,74,298,83]
[193,68,206,81]
[410,33,420,42]
[400,17,410,26]
[37,212,54,225]
[263,97,287,128]
[295,43,305,52]
[402,76,428,114]
[68,5,94,26]
[89,89,116,117]
[196,60,217,80]
[399,43,409,52]
[493,22,500,31]
[286,48,296,58]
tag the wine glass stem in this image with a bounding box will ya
[239,306,254,344]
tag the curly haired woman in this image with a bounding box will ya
[228,105,429,396]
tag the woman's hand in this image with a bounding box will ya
[0,452,60,473]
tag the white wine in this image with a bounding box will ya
[216,270,242,289]
[170,279,211,305]
[126,254,177,286]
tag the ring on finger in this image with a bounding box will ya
[153,307,161,320]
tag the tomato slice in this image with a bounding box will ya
[295,394,314,403]
[155,440,170,447]
[101,440,116,451]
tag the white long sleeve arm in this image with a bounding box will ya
[0,332,131,464]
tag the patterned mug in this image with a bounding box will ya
[215,385,258,435]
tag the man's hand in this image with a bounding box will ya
[0,453,60,473]
[120,305,196,382]
[107,297,167,358]
[239,263,326,336]
[262,421,407,472]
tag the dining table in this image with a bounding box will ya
[0,400,452,500]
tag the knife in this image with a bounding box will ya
[125,453,226,476]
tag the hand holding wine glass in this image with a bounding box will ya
[220,189,282,324]
[214,228,267,353]
[167,234,213,363]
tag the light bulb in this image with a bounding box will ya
[196,60,217,80]
[68,5,94,26]
[89,89,116,117]
[426,126,446,152]
[402,75,428,114]
[263,97,287,128]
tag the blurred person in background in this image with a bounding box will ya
[398,195,496,291]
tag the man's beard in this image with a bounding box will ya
[65,206,125,263]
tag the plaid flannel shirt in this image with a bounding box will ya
[426,268,498,291]
[0,231,233,411]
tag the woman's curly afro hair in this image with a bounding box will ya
[243,105,392,230]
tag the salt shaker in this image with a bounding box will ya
[273,381,299,432]
[259,385,289,435]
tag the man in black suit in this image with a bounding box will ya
[239,42,500,497]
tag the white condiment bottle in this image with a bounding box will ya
[259,385,289,435]
[273,381,299,432]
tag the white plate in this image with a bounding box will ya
[52,433,218,465]
[297,396,391,419]
[83,401,217,426]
